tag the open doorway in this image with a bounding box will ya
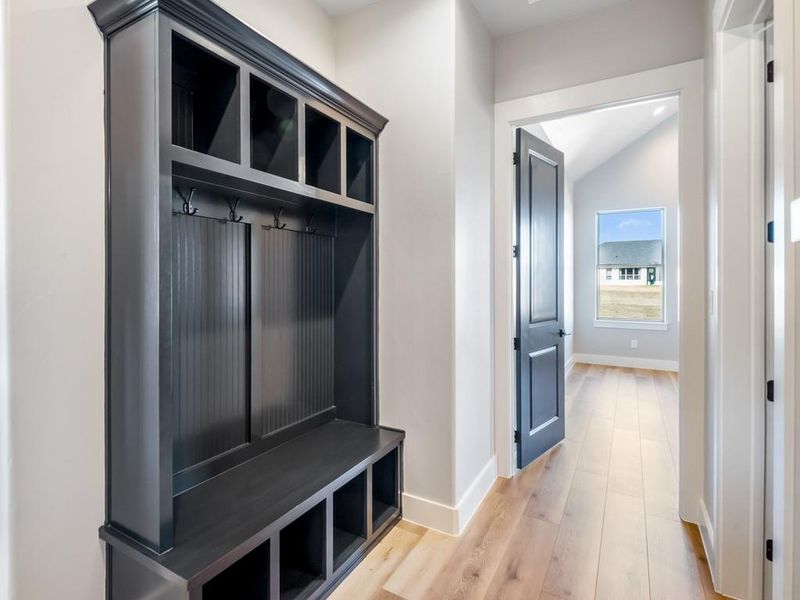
[493,61,708,596]
[529,95,679,368]
[513,96,680,473]
[501,90,716,596]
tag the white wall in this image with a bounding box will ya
[335,0,495,532]
[5,2,335,599]
[564,178,575,367]
[573,115,679,365]
[218,0,336,78]
[494,0,705,102]
[7,3,105,599]
[453,0,494,513]
[335,0,458,511]
[0,0,10,597]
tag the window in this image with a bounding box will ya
[596,208,665,322]
[619,267,641,281]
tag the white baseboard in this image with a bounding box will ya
[402,493,458,534]
[698,498,719,591]
[455,455,497,532]
[571,352,678,372]
[566,354,575,374]
[402,456,497,535]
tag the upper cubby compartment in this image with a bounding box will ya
[172,32,240,162]
[250,75,298,180]
[305,106,341,194]
[346,129,374,204]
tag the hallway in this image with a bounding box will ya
[330,364,722,600]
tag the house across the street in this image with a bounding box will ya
[597,239,663,285]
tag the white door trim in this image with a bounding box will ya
[708,11,766,597]
[492,60,706,524]
[769,0,798,598]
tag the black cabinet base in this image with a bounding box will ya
[102,422,403,599]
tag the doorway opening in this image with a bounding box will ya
[513,95,681,471]
[504,91,716,597]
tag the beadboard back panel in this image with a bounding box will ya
[172,214,251,473]
[261,228,334,436]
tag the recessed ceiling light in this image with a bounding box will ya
[653,105,665,116]
[528,0,546,4]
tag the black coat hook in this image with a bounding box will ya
[272,207,287,230]
[227,197,244,223]
[305,213,318,234]
[176,187,198,216]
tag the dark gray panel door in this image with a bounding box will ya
[515,129,566,469]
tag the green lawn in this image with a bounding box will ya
[597,284,663,321]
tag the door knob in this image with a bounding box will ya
[559,329,572,337]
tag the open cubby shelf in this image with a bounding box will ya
[280,502,326,600]
[305,106,341,194]
[347,129,374,204]
[251,75,299,180]
[372,448,400,530]
[93,1,394,598]
[203,541,270,600]
[333,472,367,571]
[170,33,377,209]
[172,32,240,162]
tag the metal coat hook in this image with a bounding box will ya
[272,207,287,230]
[305,213,318,234]
[227,197,244,223]
[176,187,199,216]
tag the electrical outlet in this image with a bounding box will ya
[631,339,638,349]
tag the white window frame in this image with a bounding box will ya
[594,207,667,330]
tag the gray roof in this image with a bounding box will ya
[598,240,663,267]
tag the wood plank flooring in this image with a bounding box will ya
[330,364,725,600]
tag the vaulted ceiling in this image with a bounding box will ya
[523,96,679,182]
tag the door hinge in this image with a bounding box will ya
[768,221,775,243]
[513,245,519,258]
[514,430,520,444]
[513,337,520,351]
[766,538,774,562]
[513,151,519,165]
[767,60,775,83]
[767,380,775,402]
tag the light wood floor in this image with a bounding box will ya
[330,364,725,600]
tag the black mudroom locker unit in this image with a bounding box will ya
[87,1,403,598]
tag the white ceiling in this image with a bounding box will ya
[524,96,678,182]
[314,0,630,35]
[469,0,630,37]
[314,0,381,18]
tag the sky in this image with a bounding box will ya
[598,209,663,243]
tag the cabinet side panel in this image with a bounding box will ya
[334,212,375,424]
[107,13,168,549]
[108,548,189,600]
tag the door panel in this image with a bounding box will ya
[516,128,565,469]
[529,159,559,324]
[530,346,559,429]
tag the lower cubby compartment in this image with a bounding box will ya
[280,501,326,600]
[333,471,367,571]
[203,541,270,600]
[372,448,399,530]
